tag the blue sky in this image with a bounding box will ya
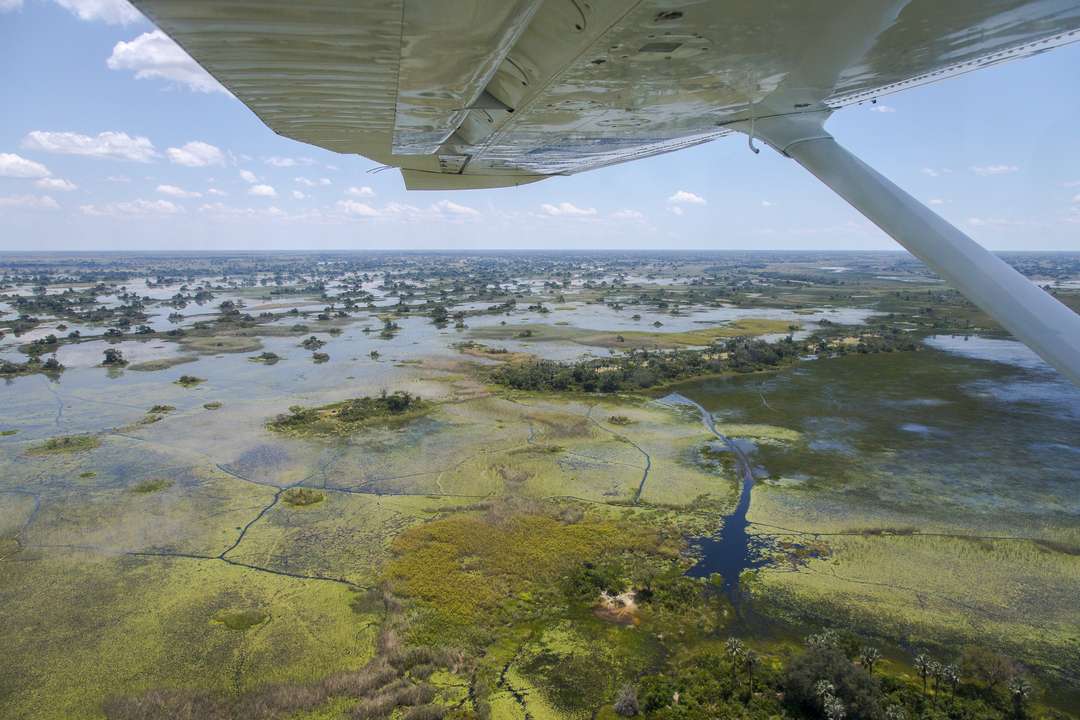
[1,0,1079,252]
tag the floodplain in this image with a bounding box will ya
[1,251,1078,720]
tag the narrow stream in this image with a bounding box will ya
[659,393,769,606]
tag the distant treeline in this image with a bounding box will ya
[491,331,918,394]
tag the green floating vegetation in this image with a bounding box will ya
[148,404,175,414]
[212,608,268,631]
[268,391,431,437]
[282,487,325,506]
[175,375,206,387]
[249,351,281,364]
[203,401,223,410]
[0,429,18,436]
[26,434,100,456]
[130,478,173,494]
[78,471,97,479]
[180,335,263,354]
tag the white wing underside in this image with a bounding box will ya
[132,0,1080,189]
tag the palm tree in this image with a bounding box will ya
[944,664,960,696]
[743,650,758,699]
[914,653,933,696]
[725,637,744,688]
[884,706,907,720]
[859,646,882,676]
[1008,676,1032,717]
[814,680,835,700]
[824,695,847,720]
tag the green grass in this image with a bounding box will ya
[213,608,268,631]
[0,429,18,436]
[175,375,206,387]
[130,478,173,494]
[26,434,100,455]
[127,356,198,372]
[282,487,324,506]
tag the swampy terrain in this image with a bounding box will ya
[1,251,1078,720]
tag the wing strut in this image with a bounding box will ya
[734,112,1080,386]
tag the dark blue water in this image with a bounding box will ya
[660,393,769,604]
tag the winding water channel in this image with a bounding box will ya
[659,393,769,604]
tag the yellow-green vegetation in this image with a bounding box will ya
[78,471,96,478]
[470,317,795,349]
[203,401,223,410]
[175,374,205,387]
[212,607,268,631]
[268,392,430,438]
[715,423,803,444]
[127,355,198,372]
[26,434,100,455]
[130,478,173,493]
[282,487,324,506]
[179,335,263,353]
[148,404,175,414]
[1,429,18,436]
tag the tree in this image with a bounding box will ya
[613,683,638,716]
[725,637,744,688]
[913,654,933,696]
[859,646,881,677]
[102,348,126,366]
[1008,676,1032,718]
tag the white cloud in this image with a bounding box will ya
[345,185,375,198]
[433,199,479,217]
[971,164,1019,176]
[296,176,331,187]
[239,169,258,184]
[1072,193,1080,204]
[80,198,182,217]
[611,209,645,221]
[248,184,277,197]
[166,141,224,167]
[1064,180,1080,188]
[106,175,130,182]
[667,190,706,205]
[52,0,141,24]
[337,200,380,217]
[157,184,201,198]
[670,206,685,216]
[921,167,953,178]
[929,198,945,206]
[869,104,896,113]
[291,190,305,200]
[207,187,226,196]
[0,194,60,210]
[541,202,596,217]
[0,0,24,13]
[760,200,774,208]
[0,152,51,178]
[36,177,77,191]
[107,30,226,93]
[23,130,157,162]
[264,156,314,167]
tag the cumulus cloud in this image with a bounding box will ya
[541,202,596,217]
[0,194,60,210]
[53,0,141,24]
[920,167,951,178]
[23,130,157,162]
[206,188,226,196]
[157,184,201,198]
[670,206,684,216]
[1072,193,1080,204]
[264,156,314,168]
[292,190,306,200]
[433,200,479,217]
[611,209,645,221]
[971,164,1019,176]
[0,152,50,178]
[667,190,706,205]
[337,199,380,217]
[80,198,182,217]
[36,178,77,191]
[760,200,774,208]
[166,141,224,167]
[107,30,227,93]
[239,169,258,184]
[929,198,945,206]
[0,0,24,13]
[345,185,375,198]
[296,176,331,187]
[869,104,896,113]
[248,184,277,197]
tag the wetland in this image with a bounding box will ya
[1,250,1078,720]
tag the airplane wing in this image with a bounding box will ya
[132,1,1080,190]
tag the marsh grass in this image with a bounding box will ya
[283,487,325,506]
[26,434,100,455]
[130,478,173,494]
[175,375,205,387]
